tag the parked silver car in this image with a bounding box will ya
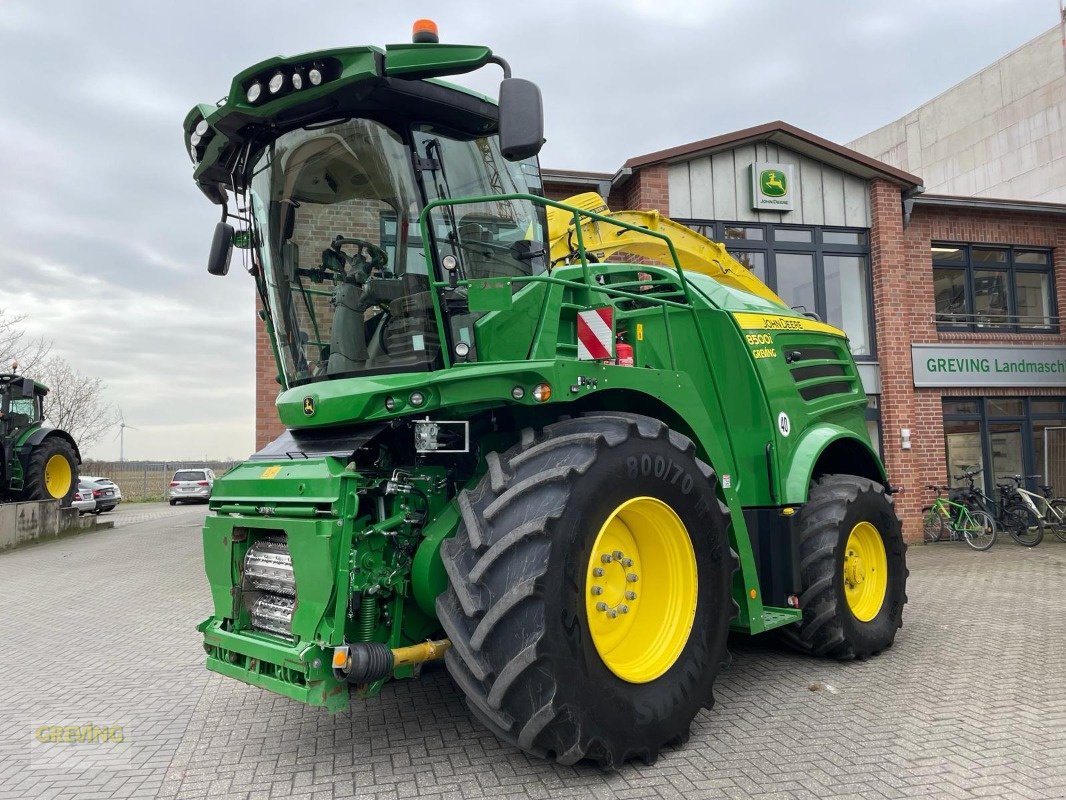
[72,482,96,514]
[168,468,215,505]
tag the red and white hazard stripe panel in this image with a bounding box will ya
[577,307,614,360]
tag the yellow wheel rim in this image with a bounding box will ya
[43,454,72,498]
[584,496,698,683]
[843,521,888,622]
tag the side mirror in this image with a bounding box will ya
[498,78,544,162]
[207,221,234,276]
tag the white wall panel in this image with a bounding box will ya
[668,145,870,228]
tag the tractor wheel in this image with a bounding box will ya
[778,474,907,660]
[437,413,737,768]
[22,437,79,507]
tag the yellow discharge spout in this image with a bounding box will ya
[546,193,788,308]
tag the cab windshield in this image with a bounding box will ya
[250,117,547,386]
[251,118,432,384]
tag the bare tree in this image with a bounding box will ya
[0,308,51,372]
[33,356,119,450]
[1,309,117,449]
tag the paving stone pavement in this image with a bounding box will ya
[1,504,1064,799]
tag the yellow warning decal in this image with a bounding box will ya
[261,466,282,479]
[636,323,644,341]
[733,312,846,338]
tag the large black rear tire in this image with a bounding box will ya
[778,474,907,660]
[21,437,79,507]
[437,413,737,767]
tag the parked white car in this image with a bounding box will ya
[168,468,215,505]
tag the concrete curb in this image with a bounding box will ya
[0,500,115,552]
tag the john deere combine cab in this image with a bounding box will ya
[0,372,80,507]
[184,21,907,766]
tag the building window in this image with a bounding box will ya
[932,244,1056,332]
[679,221,875,360]
[943,397,1066,494]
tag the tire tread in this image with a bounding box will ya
[437,412,736,768]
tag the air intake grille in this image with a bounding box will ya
[780,337,859,403]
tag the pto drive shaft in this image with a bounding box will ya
[332,639,451,684]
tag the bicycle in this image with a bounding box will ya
[951,466,1021,538]
[996,474,1057,547]
[922,484,997,550]
[1035,482,1066,543]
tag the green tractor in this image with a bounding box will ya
[0,372,81,507]
[185,22,907,767]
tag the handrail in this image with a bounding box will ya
[417,193,708,370]
[933,312,1059,328]
[418,192,689,288]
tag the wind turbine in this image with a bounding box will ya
[115,409,139,462]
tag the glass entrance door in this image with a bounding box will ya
[989,422,1025,485]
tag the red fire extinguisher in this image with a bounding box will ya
[615,340,634,367]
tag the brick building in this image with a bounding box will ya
[538,121,1066,542]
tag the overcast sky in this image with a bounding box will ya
[0,1,1058,461]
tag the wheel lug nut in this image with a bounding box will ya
[596,602,607,611]
[591,586,603,595]
[612,550,623,561]
[626,573,638,582]
[621,558,633,567]
[625,591,636,601]
[606,609,617,619]
[593,567,604,577]
[600,554,612,564]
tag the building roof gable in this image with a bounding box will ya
[622,120,923,188]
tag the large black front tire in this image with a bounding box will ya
[21,437,79,507]
[778,474,907,659]
[437,413,737,767]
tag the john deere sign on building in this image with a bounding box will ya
[912,344,1066,387]
[751,162,794,211]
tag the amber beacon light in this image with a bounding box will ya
[412,19,439,43]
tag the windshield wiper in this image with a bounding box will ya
[421,138,468,282]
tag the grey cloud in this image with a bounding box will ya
[0,0,1055,459]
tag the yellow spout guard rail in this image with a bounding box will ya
[546,192,788,308]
